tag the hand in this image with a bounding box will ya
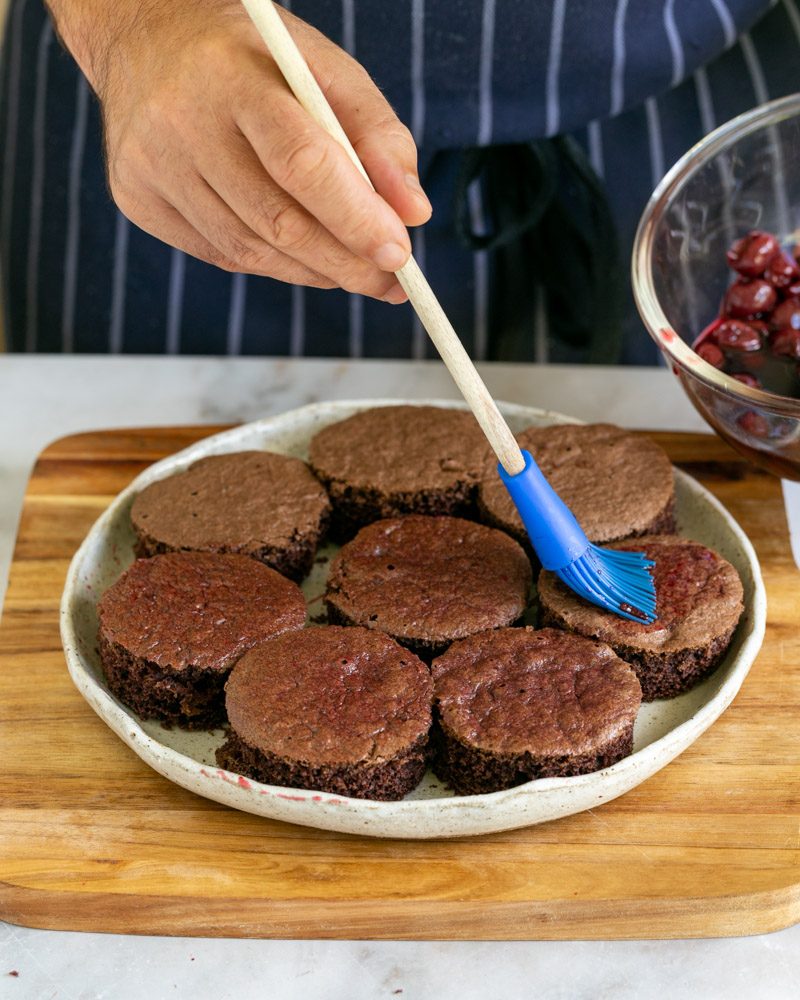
[46,0,432,301]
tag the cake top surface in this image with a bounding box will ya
[97,551,306,671]
[479,423,674,543]
[308,405,491,494]
[538,535,744,652]
[432,627,641,756]
[326,515,532,644]
[130,450,330,552]
[224,626,433,765]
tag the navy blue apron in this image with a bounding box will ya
[1,0,792,363]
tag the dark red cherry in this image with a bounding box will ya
[770,328,800,359]
[727,231,780,277]
[692,317,723,348]
[736,410,770,437]
[722,279,777,320]
[696,342,725,368]
[770,297,800,331]
[716,320,763,352]
[764,250,800,289]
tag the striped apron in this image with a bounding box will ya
[1,0,796,363]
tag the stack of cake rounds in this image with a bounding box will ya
[89,409,747,804]
[217,627,433,800]
[431,627,642,794]
[97,551,307,728]
[325,514,532,659]
[309,404,491,536]
[478,423,676,550]
[131,450,331,581]
[538,535,745,700]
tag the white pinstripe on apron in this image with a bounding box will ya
[1,0,794,363]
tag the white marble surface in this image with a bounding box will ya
[1,355,798,999]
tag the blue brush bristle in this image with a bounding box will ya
[497,449,659,624]
[555,545,657,623]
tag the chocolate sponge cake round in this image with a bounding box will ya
[216,626,433,800]
[97,551,306,728]
[131,450,331,581]
[431,627,642,795]
[308,405,491,536]
[325,515,532,659]
[478,423,675,549]
[538,536,744,700]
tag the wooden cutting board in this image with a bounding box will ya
[1,426,798,940]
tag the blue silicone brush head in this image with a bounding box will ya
[498,449,657,624]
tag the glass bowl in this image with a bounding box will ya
[633,93,800,480]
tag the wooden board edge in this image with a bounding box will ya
[35,425,236,460]
[2,882,799,940]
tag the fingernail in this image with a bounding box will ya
[374,242,410,271]
[381,282,407,305]
[405,173,432,208]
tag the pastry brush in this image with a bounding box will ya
[239,0,657,623]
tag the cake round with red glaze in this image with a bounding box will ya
[308,405,491,537]
[216,626,433,800]
[97,551,307,728]
[431,627,642,795]
[538,536,744,700]
[324,515,532,659]
[130,450,331,581]
[478,423,675,550]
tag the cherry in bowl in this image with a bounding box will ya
[633,95,800,480]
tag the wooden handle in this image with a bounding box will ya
[240,0,525,475]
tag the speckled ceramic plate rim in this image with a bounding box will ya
[60,399,766,839]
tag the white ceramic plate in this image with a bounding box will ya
[61,400,766,839]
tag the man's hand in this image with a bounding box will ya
[47,0,431,301]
